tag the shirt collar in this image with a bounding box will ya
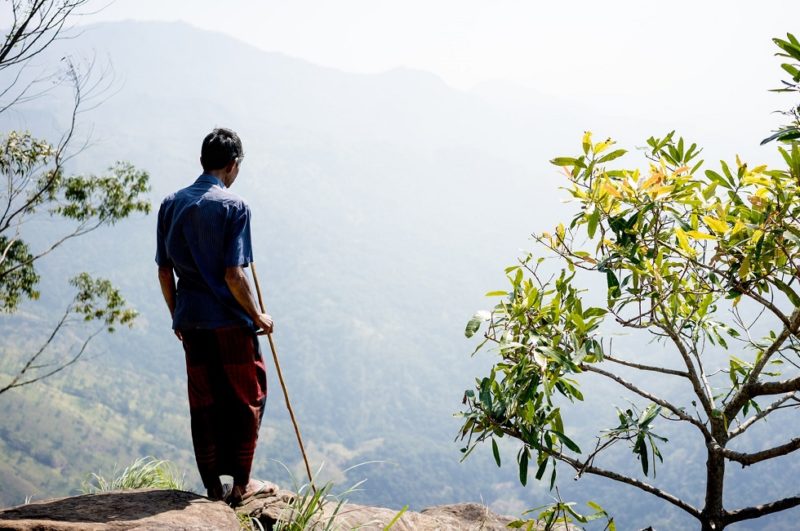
[196,173,226,189]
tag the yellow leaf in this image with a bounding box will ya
[731,220,747,235]
[649,185,674,198]
[751,229,764,243]
[738,256,751,279]
[641,172,663,190]
[674,227,696,256]
[556,223,566,240]
[594,138,613,154]
[687,230,716,240]
[736,154,744,168]
[582,131,592,154]
[673,165,690,175]
[602,182,622,198]
[703,215,729,234]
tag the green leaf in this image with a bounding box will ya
[535,457,548,481]
[484,290,508,297]
[519,448,529,486]
[606,270,620,299]
[587,209,599,239]
[491,438,501,468]
[598,149,627,163]
[465,311,490,338]
[551,157,582,167]
[772,278,800,307]
[552,430,581,453]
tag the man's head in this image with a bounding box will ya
[200,128,244,186]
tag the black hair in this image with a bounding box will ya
[200,128,243,171]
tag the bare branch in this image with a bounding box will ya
[725,309,800,420]
[553,451,701,518]
[1,327,101,392]
[0,302,70,394]
[581,363,712,439]
[725,495,800,524]
[729,392,798,439]
[715,437,800,467]
[603,354,689,378]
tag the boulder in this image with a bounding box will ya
[239,481,522,530]
[0,489,239,530]
[0,484,556,530]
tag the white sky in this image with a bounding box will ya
[2,1,797,158]
[67,0,800,146]
[79,1,796,94]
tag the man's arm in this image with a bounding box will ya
[224,265,274,334]
[157,266,183,340]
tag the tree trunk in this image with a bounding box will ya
[701,431,727,530]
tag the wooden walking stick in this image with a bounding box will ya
[250,262,317,494]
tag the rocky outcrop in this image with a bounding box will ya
[0,484,538,530]
[0,489,238,530]
[240,481,519,530]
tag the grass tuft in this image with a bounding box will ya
[81,456,185,493]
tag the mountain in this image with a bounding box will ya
[0,21,797,530]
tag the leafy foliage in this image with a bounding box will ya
[460,36,800,530]
[762,33,800,144]
[0,0,151,395]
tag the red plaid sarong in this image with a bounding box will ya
[181,325,267,488]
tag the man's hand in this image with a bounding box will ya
[254,312,274,335]
[224,266,275,334]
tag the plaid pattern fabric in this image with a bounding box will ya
[181,325,267,488]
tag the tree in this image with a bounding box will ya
[459,34,800,531]
[0,0,150,394]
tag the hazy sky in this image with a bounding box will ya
[78,1,795,93]
[64,2,794,136]
[1,1,796,160]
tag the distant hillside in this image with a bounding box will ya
[0,21,797,530]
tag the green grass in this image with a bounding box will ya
[81,456,185,493]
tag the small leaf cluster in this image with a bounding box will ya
[69,272,138,332]
[0,236,39,312]
[53,161,151,223]
[460,258,606,487]
[762,33,800,144]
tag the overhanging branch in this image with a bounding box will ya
[726,495,800,524]
[715,437,800,467]
[581,363,712,439]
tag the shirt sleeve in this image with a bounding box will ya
[224,202,254,267]
[155,200,173,267]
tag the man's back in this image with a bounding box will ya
[156,173,253,330]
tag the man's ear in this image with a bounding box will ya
[225,160,237,173]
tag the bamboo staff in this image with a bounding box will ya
[250,262,316,494]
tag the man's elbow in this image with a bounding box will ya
[158,266,173,280]
[224,266,245,286]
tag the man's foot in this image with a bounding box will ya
[228,479,272,507]
[207,482,232,502]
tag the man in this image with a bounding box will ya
[156,127,273,506]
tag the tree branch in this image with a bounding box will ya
[603,354,690,378]
[554,451,701,519]
[725,309,800,420]
[656,308,715,417]
[729,392,798,439]
[725,495,800,524]
[581,363,712,439]
[711,437,800,467]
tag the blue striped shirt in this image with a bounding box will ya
[156,174,254,330]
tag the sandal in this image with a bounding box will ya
[228,479,273,507]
